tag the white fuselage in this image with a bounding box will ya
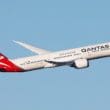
[10,42,110,71]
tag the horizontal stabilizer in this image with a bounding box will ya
[13,41,51,55]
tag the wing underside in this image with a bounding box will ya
[13,41,51,55]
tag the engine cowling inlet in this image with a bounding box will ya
[71,59,89,69]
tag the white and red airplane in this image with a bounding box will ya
[0,41,110,72]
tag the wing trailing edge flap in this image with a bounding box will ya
[13,41,51,55]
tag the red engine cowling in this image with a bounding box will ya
[0,53,24,72]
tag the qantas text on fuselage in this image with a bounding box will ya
[0,41,110,72]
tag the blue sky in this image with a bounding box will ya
[0,0,110,110]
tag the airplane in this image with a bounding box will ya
[0,41,110,72]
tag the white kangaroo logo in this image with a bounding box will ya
[0,56,4,60]
[0,62,10,67]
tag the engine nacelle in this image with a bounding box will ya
[71,59,89,69]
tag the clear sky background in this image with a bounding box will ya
[0,0,110,110]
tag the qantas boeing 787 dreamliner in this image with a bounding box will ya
[0,41,110,72]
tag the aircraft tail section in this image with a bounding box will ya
[0,53,24,72]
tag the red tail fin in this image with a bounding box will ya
[0,53,24,72]
[0,53,8,60]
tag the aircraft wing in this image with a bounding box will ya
[13,41,51,55]
[45,59,73,64]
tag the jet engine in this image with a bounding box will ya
[71,59,89,69]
